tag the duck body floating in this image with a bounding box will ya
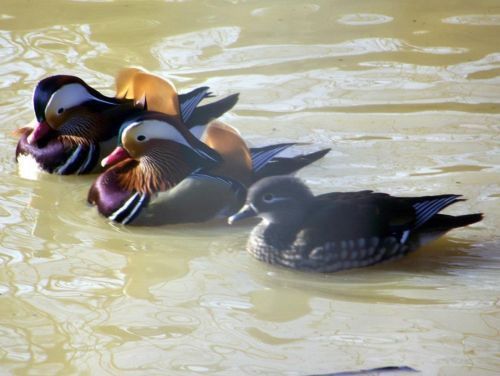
[88,113,330,225]
[228,176,483,272]
[15,68,238,176]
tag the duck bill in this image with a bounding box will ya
[228,204,257,225]
[27,121,51,145]
[101,146,131,168]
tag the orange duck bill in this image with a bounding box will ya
[101,146,131,168]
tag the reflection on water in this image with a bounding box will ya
[442,14,500,26]
[0,0,499,375]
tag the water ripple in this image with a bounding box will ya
[0,30,24,65]
[22,24,108,66]
[0,24,111,127]
[0,24,108,87]
[443,14,500,26]
[153,33,469,75]
[338,13,394,26]
[199,61,500,112]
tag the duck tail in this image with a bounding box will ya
[185,93,239,128]
[253,148,330,181]
[419,213,483,232]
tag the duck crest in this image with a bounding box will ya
[202,120,253,185]
[115,67,180,117]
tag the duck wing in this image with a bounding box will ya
[300,191,417,247]
[249,143,298,173]
[253,147,330,180]
[132,172,246,226]
[186,93,239,132]
[178,86,211,123]
[300,192,479,252]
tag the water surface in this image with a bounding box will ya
[0,0,499,375]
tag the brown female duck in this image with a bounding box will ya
[229,176,483,272]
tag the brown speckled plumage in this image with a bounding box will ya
[229,176,483,272]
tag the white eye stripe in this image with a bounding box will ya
[121,119,220,163]
[45,83,115,117]
[123,120,189,146]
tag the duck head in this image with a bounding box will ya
[228,176,314,225]
[27,68,189,146]
[28,75,124,145]
[101,112,223,194]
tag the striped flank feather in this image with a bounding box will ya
[75,143,98,174]
[54,144,85,174]
[109,192,149,224]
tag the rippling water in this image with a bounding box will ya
[0,1,499,375]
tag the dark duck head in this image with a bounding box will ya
[32,75,126,143]
[16,73,136,176]
[229,175,314,226]
[229,176,483,272]
[88,112,222,222]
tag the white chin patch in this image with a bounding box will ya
[17,154,43,180]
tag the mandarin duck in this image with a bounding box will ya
[15,67,238,177]
[88,113,330,225]
[228,176,483,272]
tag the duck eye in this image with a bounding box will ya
[262,193,275,203]
[137,135,146,142]
[57,107,64,114]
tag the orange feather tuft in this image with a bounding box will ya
[115,67,180,117]
[115,67,145,99]
[12,127,32,138]
[202,120,253,185]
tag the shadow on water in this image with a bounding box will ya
[238,233,495,306]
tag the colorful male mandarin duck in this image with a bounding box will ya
[228,176,483,272]
[88,113,330,225]
[15,67,238,177]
